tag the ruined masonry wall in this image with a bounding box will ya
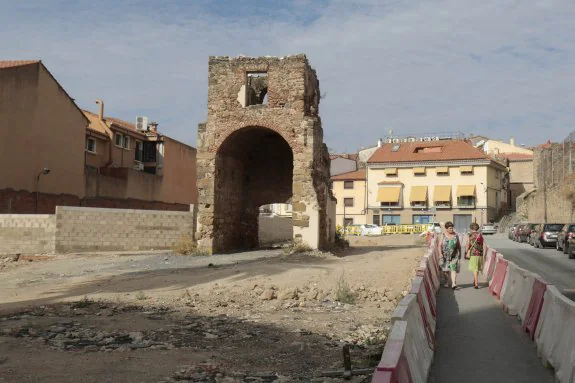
[258,216,293,245]
[0,215,55,255]
[196,55,333,253]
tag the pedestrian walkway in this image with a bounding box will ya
[428,258,554,383]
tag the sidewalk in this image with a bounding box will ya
[428,258,554,383]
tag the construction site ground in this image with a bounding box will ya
[0,235,425,383]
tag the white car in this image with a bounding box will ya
[481,224,497,235]
[360,224,383,236]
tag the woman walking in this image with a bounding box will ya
[437,221,461,289]
[466,222,485,289]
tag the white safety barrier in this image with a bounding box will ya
[391,294,434,383]
[499,261,536,320]
[535,285,575,383]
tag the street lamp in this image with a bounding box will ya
[35,168,50,214]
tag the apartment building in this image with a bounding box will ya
[366,139,508,232]
[0,60,197,213]
[331,169,366,227]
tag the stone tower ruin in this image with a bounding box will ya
[196,54,336,254]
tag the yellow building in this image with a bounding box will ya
[331,169,367,227]
[366,139,507,232]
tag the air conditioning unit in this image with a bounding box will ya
[385,138,393,144]
[136,116,148,132]
[134,162,144,171]
[433,136,440,141]
[392,138,400,143]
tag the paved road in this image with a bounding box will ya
[429,258,555,383]
[485,233,575,301]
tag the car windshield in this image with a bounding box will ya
[569,225,575,232]
[545,224,564,232]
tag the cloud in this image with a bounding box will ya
[1,0,574,151]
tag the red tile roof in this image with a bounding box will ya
[331,169,366,181]
[501,153,534,161]
[0,60,40,69]
[368,140,489,163]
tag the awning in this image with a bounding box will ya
[436,166,449,173]
[457,185,476,197]
[377,187,401,203]
[384,168,398,175]
[460,165,473,173]
[413,167,426,175]
[433,186,452,202]
[410,186,428,203]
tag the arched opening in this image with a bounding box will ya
[214,126,293,252]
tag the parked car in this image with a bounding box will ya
[520,223,538,244]
[568,237,575,259]
[481,223,497,235]
[533,223,565,248]
[508,223,519,240]
[557,223,575,254]
[514,224,527,242]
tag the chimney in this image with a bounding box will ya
[509,137,515,146]
[149,122,158,133]
[377,138,382,147]
[95,99,104,120]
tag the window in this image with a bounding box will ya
[344,218,354,226]
[380,201,400,207]
[85,137,96,153]
[382,215,401,225]
[373,214,380,226]
[344,198,354,207]
[123,135,130,150]
[415,146,442,154]
[135,140,143,162]
[115,133,123,147]
[457,196,476,207]
[413,215,432,224]
[344,181,354,189]
[245,72,268,106]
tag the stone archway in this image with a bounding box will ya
[195,54,336,254]
[213,126,293,251]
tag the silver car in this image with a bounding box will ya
[481,223,497,235]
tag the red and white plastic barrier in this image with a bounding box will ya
[372,321,412,383]
[483,247,497,280]
[523,275,550,340]
[390,294,434,383]
[488,255,509,300]
[499,262,535,319]
[535,285,575,382]
[372,239,439,382]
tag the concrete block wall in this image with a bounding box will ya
[0,214,55,255]
[55,206,194,253]
[258,216,293,246]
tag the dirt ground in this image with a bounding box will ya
[0,235,425,382]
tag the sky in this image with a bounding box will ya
[2,0,574,152]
